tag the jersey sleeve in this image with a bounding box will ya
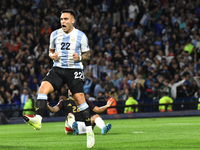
[86,99,95,110]
[49,32,55,49]
[81,34,90,53]
[57,99,63,110]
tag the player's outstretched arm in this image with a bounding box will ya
[92,99,114,114]
[47,102,60,113]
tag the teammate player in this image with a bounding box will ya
[23,9,94,148]
[46,91,113,135]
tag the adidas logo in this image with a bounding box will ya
[86,118,91,122]
[67,103,72,106]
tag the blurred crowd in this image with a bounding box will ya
[0,0,200,109]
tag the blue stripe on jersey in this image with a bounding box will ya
[74,30,84,68]
[53,30,58,49]
[53,30,58,66]
[61,34,70,67]
[86,35,89,49]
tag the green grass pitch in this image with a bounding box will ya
[0,116,200,150]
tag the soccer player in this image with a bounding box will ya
[46,91,113,135]
[23,9,94,148]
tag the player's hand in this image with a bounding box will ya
[47,102,50,108]
[73,52,79,61]
[49,52,59,61]
[106,99,114,107]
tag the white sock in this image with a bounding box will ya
[65,120,68,127]
[94,117,105,130]
[86,126,93,133]
[67,113,75,128]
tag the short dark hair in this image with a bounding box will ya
[61,9,76,18]
[60,92,68,98]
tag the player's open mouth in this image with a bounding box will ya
[62,25,66,27]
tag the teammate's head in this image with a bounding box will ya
[59,92,68,100]
[60,9,76,33]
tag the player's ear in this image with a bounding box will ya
[72,18,75,24]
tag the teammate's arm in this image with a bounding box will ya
[47,102,60,113]
[49,49,59,61]
[92,99,114,114]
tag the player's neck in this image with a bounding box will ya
[65,27,74,34]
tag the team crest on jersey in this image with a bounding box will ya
[57,38,61,41]
[71,37,75,42]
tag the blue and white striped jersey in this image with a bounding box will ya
[49,27,89,69]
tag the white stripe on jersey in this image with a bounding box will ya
[49,27,90,69]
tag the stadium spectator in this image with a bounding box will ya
[85,93,96,102]
[110,74,123,91]
[0,93,4,104]
[159,92,173,112]
[0,86,7,104]
[145,73,155,88]
[20,88,29,108]
[135,73,145,87]
[194,89,200,99]
[109,87,118,102]
[48,92,59,102]
[96,91,106,102]
[11,89,20,108]
[84,77,93,95]
[107,91,117,115]
[124,93,138,113]
[189,80,199,97]
[87,59,98,79]
[193,73,200,87]
[119,77,130,91]
[107,64,117,78]
[94,79,105,98]
[127,74,135,86]
[22,98,35,117]
[20,81,32,95]
[128,0,139,21]
[169,77,186,99]
[117,90,126,101]
[101,75,115,92]
[8,59,18,74]
[159,79,171,97]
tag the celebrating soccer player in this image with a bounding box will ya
[23,9,94,148]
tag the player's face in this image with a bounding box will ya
[68,90,72,97]
[60,13,75,33]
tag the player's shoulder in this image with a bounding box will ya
[57,98,64,105]
[74,28,87,37]
[61,98,75,103]
[86,99,94,105]
[51,28,63,36]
